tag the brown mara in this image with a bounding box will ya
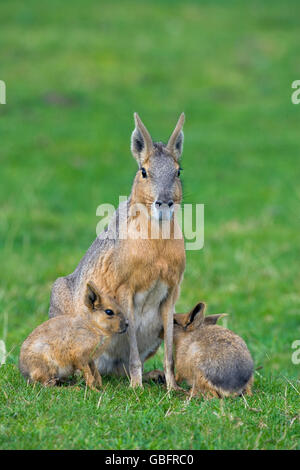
[48,113,186,390]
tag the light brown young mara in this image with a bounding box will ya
[173,303,254,398]
[19,282,128,390]
[48,113,186,390]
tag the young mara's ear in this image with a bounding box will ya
[204,313,228,325]
[131,112,153,166]
[85,282,102,310]
[167,112,185,161]
[185,302,206,329]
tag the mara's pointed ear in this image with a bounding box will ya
[85,281,102,310]
[131,113,153,166]
[185,302,206,329]
[204,313,228,325]
[167,112,185,160]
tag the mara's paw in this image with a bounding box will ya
[130,375,143,389]
[165,374,185,393]
[143,369,165,385]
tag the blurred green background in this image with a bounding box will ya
[0,0,299,450]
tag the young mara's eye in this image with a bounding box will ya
[177,167,182,177]
[141,167,147,178]
[105,309,114,316]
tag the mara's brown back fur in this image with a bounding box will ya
[48,113,186,389]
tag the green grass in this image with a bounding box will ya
[0,364,299,450]
[0,0,300,450]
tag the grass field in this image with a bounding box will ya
[0,0,299,450]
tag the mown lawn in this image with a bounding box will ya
[0,0,299,450]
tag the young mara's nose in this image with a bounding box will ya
[155,199,174,209]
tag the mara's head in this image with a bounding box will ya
[84,282,128,335]
[130,112,185,221]
[174,302,227,336]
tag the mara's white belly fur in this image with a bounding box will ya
[96,281,168,375]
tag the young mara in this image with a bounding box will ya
[20,282,128,390]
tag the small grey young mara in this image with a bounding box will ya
[172,303,254,398]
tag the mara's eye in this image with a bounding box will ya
[105,309,114,316]
[177,167,182,177]
[141,167,147,178]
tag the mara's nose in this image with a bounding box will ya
[155,199,174,209]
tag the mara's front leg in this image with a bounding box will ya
[161,287,178,391]
[126,296,143,389]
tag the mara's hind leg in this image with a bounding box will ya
[243,376,254,396]
[43,377,59,387]
[30,366,59,387]
[190,375,221,399]
[142,342,165,384]
[89,361,102,389]
[48,276,73,318]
